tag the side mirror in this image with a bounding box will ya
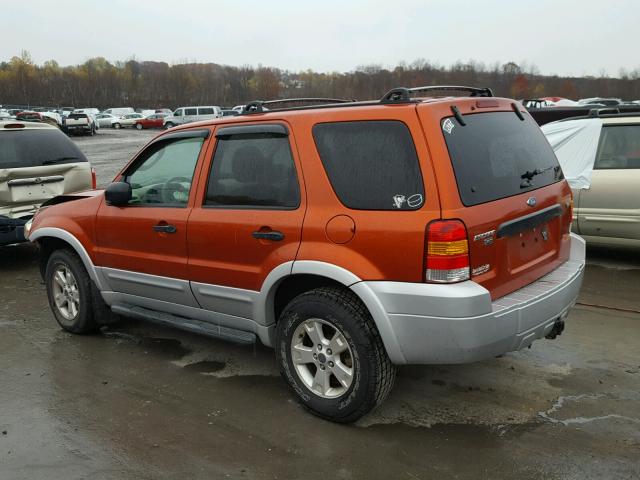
[104,182,132,206]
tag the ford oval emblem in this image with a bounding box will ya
[526,197,537,207]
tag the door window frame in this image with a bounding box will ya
[197,121,305,211]
[116,129,211,209]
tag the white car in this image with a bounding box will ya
[111,113,145,129]
[102,107,135,117]
[163,106,222,128]
[95,113,119,128]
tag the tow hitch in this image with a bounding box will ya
[545,319,565,339]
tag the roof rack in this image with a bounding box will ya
[238,85,495,116]
[588,106,640,118]
[380,85,494,104]
[242,97,355,114]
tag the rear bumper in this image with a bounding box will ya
[0,216,28,246]
[356,233,586,364]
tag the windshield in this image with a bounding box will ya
[442,111,563,206]
[0,129,88,168]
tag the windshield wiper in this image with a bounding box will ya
[520,165,560,188]
[41,156,80,165]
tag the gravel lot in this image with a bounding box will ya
[0,130,639,479]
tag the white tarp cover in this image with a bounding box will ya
[541,118,603,189]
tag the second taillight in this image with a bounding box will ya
[91,168,97,189]
[425,220,470,283]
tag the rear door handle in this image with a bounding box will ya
[252,230,284,241]
[153,223,177,234]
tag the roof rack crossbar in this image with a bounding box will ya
[380,85,493,104]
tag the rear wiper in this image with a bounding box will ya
[520,165,560,188]
[41,156,80,165]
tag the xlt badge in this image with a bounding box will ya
[473,230,495,246]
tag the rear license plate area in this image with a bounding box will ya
[507,224,555,274]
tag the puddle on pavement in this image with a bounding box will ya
[183,360,226,373]
[102,330,190,359]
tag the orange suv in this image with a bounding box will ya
[27,86,585,422]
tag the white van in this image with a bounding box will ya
[163,106,223,128]
[101,107,135,118]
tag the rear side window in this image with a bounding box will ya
[441,112,563,206]
[198,107,215,115]
[0,129,88,168]
[312,121,425,210]
[205,132,300,209]
[594,125,640,169]
[185,108,198,115]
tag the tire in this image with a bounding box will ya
[276,286,396,423]
[164,122,174,129]
[113,122,121,129]
[135,123,143,130]
[45,249,110,334]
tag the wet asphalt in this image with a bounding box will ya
[0,129,639,479]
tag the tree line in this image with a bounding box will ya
[1,51,639,110]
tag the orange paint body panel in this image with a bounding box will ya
[30,97,573,301]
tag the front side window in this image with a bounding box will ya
[125,137,204,206]
[198,107,214,115]
[174,109,183,117]
[205,131,300,209]
[313,121,425,210]
[594,125,640,169]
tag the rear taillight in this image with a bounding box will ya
[91,168,97,189]
[425,220,470,283]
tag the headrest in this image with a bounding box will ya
[232,145,267,183]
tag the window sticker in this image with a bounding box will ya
[407,194,423,208]
[442,118,455,134]
[392,193,423,209]
[392,194,406,209]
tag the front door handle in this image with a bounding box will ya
[153,223,177,234]
[252,230,284,241]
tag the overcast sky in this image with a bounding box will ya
[2,0,637,77]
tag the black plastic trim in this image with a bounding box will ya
[512,102,525,121]
[216,124,288,138]
[151,128,210,144]
[496,204,563,239]
[451,105,466,126]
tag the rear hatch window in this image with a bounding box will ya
[68,114,89,119]
[313,120,425,210]
[0,129,88,169]
[442,112,563,206]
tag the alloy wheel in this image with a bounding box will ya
[51,265,80,321]
[290,318,354,398]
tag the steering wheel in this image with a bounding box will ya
[161,176,192,204]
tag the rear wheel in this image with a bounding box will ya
[276,287,396,423]
[113,122,121,129]
[164,122,174,129]
[135,123,143,130]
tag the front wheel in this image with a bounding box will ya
[135,123,143,130]
[45,249,107,334]
[113,122,121,129]
[164,122,174,129]
[276,287,396,423]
